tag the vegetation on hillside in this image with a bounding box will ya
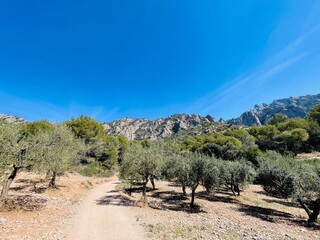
[1,104,320,223]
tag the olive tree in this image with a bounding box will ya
[256,152,296,198]
[257,151,320,223]
[120,142,164,198]
[172,153,220,207]
[36,124,85,187]
[219,160,256,196]
[163,153,191,196]
[0,121,42,199]
[293,162,320,223]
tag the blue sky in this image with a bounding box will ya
[1,0,320,122]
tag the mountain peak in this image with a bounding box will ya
[103,114,216,140]
[0,114,27,124]
[227,93,320,126]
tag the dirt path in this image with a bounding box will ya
[65,180,146,240]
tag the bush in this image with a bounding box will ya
[76,161,111,177]
[257,164,294,198]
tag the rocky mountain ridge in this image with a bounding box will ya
[227,94,320,126]
[2,93,320,139]
[0,114,27,124]
[103,114,216,140]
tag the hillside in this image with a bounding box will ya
[227,93,320,126]
[103,114,216,140]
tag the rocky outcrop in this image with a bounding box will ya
[0,114,27,124]
[228,94,320,126]
[103,114,216,140]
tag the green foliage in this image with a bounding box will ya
[183,133,243,160]
[120,141,164,182]
[307,104,320,126]
[255,151,320,222]
[0,121,41,175]
[76,161,109,177]
[65,115,106,144]
[225,128,250,139]
[256,152,296,198]
[305,121,320,151]
[104,145,118,170]
[258,164,295,198]
[117,134,129,150]
[21,120,54,137]
[66,115,121,170]
[244,148,264,166]
[293,162,320,200]
[291,161,320,222]
[35,124,86,186]
[249,125,279,151]
[275,128,309,154]
[267,114,288,126]
[201,158,220,193]
[219,160,256,194]
[199,141,242,160]
[277,118,309,132]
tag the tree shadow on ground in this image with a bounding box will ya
[10,178,48,193]
[236,202,320,230]
[148,190,206,213]
[198,188,320,229]
[167,182,182,188]
[117,183,320,228]
[253,189,288,199]
[237,203,293,223]
[96,190,136,207]
[197,191,239,204]
[262,198,299,208]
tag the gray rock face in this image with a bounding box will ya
[103,114,215,140]
[0,114,27,124]
[228,94,320,126]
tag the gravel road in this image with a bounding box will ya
[65,180,146,240]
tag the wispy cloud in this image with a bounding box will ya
[187,21,320,119]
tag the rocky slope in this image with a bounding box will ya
[0,114,27,124]
[227,94,320,126]
[103,114,216,140]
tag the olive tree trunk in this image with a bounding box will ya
[150,175,155,190]
[48,170,57,188]
[0,165,21,200]
[142,176,149,198]
[298,198,320,223]
[182,181,187,196]
[190,183,199,208]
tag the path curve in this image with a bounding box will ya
[65,180,146,240]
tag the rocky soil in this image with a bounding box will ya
[0,172,109,240]
[1,174,320,240]
[120,181,320,240]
